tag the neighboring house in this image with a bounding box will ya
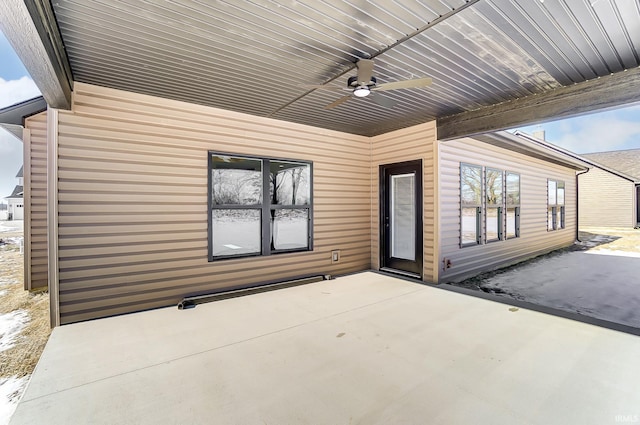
[5,166,24,221]
[579,150,640,228]
[0,1,636,326]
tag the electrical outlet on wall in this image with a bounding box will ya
[331,250,340,264]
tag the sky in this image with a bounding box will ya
[1,28,640,201]
[0,30,40,202]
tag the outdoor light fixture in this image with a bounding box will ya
[353,86,370,97]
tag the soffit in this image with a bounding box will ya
[50,0,640,136]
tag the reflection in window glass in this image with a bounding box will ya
[272,209,308,250]
[486,207,500,241]
[506,208,517,238]
[557,181,565,205]
[211,209,261,256]
[486,169,503,206]
[548,180,557,205]
[461,165,482,206]
[461,207,479,245]
[270,161,311,205]
[506,173,520,205]
[211,156,262,205]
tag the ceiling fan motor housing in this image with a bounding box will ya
[348,75,376,88]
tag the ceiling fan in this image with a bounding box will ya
[308,58,432,110]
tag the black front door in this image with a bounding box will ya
[380,160,423,278]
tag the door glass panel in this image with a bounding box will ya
[391,173,415,261]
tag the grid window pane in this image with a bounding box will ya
[211,156,262,205]
[557,182,565,205]
[270,161,311,206]
[461,207,479,245]
[272,209,309,250]
[211,209,261,256]
[548,180,557,205]
[506,173,520,205]
[486,169,503,206]
[486,208,500,241]
[506,207,518,239]
[461,165,482,206]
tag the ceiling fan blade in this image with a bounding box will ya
[356,59,375,85]
[325,95,352,110]
[374,77,432,91]
[370,93,397,109]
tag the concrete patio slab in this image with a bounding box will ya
[10,272,640,425]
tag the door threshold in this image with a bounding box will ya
[380,267,422,280]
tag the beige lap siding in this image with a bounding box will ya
[56,82,372,324]
[370,122,439,283]
[439,137,578,283]
[24,111,49,290]
[578,167,636,228]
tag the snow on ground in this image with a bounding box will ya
[0,376,28,425]
[0,310,29,353]
[585,249,640,258]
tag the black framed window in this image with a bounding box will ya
[460,164,520,247]
[208,153,312,261]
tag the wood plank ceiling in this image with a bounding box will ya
[50,0,640,137]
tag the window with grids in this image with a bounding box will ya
[208,153,312,261]
[460,164,520,247]
[547,180,565,231]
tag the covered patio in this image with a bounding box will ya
[11,272,640,425]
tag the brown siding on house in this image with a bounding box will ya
[579,167,636,228]
[56,82,372,324]
[370,122,439,283]
[23,111,49,290]
[439,137,578,283]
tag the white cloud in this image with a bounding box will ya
[552,114,640,153]
[0,76,41,108]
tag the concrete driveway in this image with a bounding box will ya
[454,228,640,329]
[10,272,640,425]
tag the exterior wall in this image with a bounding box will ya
[578,167,636,228]
[370,122,439,283]
[24,112,49,290]
[55,82,372,324]
[439,137,577,283]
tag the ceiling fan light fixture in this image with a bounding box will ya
[353,86,370,97]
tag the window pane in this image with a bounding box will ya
[211,155,262,205]
[548,207,554,231]
[391,173,415,260]
[272,209,308,250]
[486,169,503,206]
[506,207,517,238]
[548,180,557,205]
[212,209,261,256]
[270,161,310,205]
[461,165,482,206]
[506,173,520,205]
[557,181,565,205]
[486,208,500,241]
[461,207,478,245]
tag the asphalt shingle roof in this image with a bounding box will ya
[582,149,640,181]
